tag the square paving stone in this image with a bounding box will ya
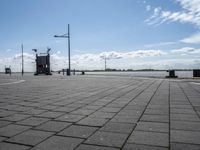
[40,105,59,110]
[0,142,31,150]
[31,135,83,150]
[111,116,139,124]
[140,115,169,123]
[128,131,169,147]
[58,125,98,138]
[135,122,169,133]
[170,108,196,114]
[100,122,135,133]
[170,142,200,150]
[83,105,102,110]
[0,124,31,137]
[144,108,169,115]
[7,129,54,146]
[54,107,77,112]
[23,109,47,115]
[118,110,143,117]
[170,114,200,122]
[34,121,71,132]
[194,106,200,112]
[66,103,84,109]
[92,101,107,106]
[171,130,200,145]
[12,106,33,112]
[76,144,119,150]
[171,104,192,108]
[3,114,31,121]
[171,121,200,131]
[85,131,128,148]
[99,107,121,113]
[0,120,12,127]
[123,143,168,150]
[89,112,116,119]
[70,109,95,115]
[0,136,6,141]
[106,102,126,108]
[0,110,16,117]
[77,117,108,127]
[55,114,85,123]
[124,105,145,110]
[147,105,168,109]
[36,111,64,119]
[17,117,50,126]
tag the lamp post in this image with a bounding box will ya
[101,57,107,71]
[104,57,107,71]
[54,24,71,76]
[21,44,24,76]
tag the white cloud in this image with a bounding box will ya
[145,41,177,48]
[181,32,200,44]
[99,51,123,59]
[146,5,151,11]
[0,52,74,72]
[1,48,200,71]
[6,49,12,52]
[146,0,200,27]
[0,50,166,71]
[13,53,35,62]
[56,51,61,54]
[72,50,166,62]
[146,0,200,46]
[0,53,35,72]
[171,47,200,54]
[55,40,62,44]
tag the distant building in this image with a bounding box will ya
[193,69,200,77]
[5,66,11,75]
[33,48,52,75]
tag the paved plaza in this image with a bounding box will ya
[0,74,200,150]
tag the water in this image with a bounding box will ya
[0,71,195,78]
[86,71,194,78]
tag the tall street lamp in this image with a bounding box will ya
[104,57,107,71]
[54,24,71,76]
[21,44,24,76]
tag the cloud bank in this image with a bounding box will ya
[73,50,166,62]
[180,32,200,44]
[146,0,200,27]
[146,0,200,44]
[0,48,199,71]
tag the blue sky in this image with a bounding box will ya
[0,0,200,71]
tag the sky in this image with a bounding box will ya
[0,0,200,72]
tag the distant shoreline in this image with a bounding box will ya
[0,69,196,74]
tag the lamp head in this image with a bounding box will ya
[47,47,51,53]
[32,49,37,53]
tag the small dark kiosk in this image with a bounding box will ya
[5,66,11,75]
[33,48,52,75]
[166,70,178,78]
[193,69,200,77]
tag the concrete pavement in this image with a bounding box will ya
[0,74,200,150]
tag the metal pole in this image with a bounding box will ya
[105,58,107,71]
[54,24,71,76]
[21,44,24,76]
[68,24,71,76]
